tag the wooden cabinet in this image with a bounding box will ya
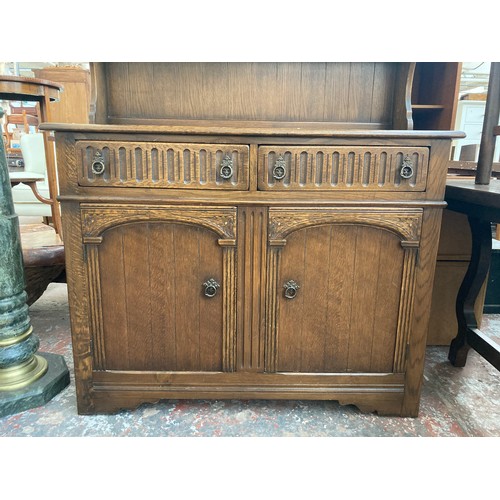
[46,127,461,417]
[33,66,91,125]
[43,63,464,416]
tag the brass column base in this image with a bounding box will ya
[0,355,48,391]
[0,352,70,418]
[0,111,69,418]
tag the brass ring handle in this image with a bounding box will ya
[219,155,234,180]
[273,155,287,180]
[91,151,106,176]
[203,278,220,298]
[283,280,300,299]
[400,155,414,179]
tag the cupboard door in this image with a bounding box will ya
[81,205,237,373]
[266,208,422,374]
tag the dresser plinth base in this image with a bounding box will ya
[77,370,410,416]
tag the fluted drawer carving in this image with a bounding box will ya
[258,146,429,191]
[77,141,250,190]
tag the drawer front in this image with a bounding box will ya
[258,146,429,191]
[77,141,250,190]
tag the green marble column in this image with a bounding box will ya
[0,107,69,417]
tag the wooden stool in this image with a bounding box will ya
[20,224,65,306]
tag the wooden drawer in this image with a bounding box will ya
[258,146,429,191]
[76,141,250,190]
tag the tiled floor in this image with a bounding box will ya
[0,283,499,437]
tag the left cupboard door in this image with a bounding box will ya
[82,205,238,373]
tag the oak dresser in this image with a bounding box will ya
[42,63,464,416]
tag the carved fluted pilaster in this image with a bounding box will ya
[264,247,282,373]
[393,247,418,372]
[86,245,105,370]
[222,247,237,372]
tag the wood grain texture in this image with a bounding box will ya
[42,122,465,140]
[402,208,444,416]
[411,63,462,130]
[272,219,407,373]
[99,63,403,126]
[81,204,236,240]
[89,63,108,125]
[76,141,249,190]
[20,224,65,267]
[223,247,237,372]
[95,221,227,372]
[428,261,487,345]
[237,206,267,371]
[265,248,281,373]
[258,146,429,191]
[86,245,105,370]
[393,248,418,372]
[60,200,95,413]
[54,134,95,413]
[268,207,422,243]
[88,370,405,415]
[50,63,454,416]
[392,63,415,130]
[33,66,91,125]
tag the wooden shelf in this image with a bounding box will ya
[411,63,461,130]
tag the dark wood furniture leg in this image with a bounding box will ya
[446,63,500,371]
[449,216,492,366]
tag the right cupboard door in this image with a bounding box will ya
[266,208,423,374]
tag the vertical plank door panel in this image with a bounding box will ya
[97,222,224,372]
[276,224,404,373]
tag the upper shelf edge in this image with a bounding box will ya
[39,121,466,139]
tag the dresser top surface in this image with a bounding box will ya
[40,120,466,139]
